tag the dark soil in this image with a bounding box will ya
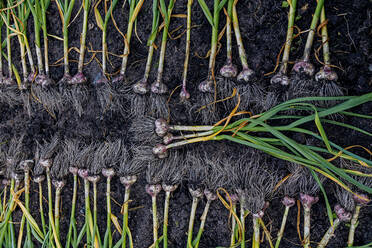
[1,0,371,247]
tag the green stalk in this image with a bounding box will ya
[46,167,60,247]
[144,0,159,83]
[15,29,28,84]
[41,0,52,76]
[119,0,142,77]
[232,0,254,81]
[152,195,159,245]
[18,209,27,247]
[25,33,36,77]
[46,168,54,247]
[197,0,227,89]
[0,179,17,247]
[348,205,361,247]
[2,185,7,213]
[208,0,220,81]
[315,6,338,82]
[65,173,78,248]
[9,213,16,247]
[252,216,260,248]
[54,186,63,239]
[279,0,297,75]
[317,218,340,248]
[101,0,120,76]
[302,0,324,62]
[240,198,245,248]
[121,187,131,248]
[180,0,193,100]
[84,180,92,246]
[16,0,34,81]
[274,206,290,248]
[187,197,199,248]
[27,0,45,75]
[60,0,76,79]
[83,178,95,247]
[142,45,155,84]
[165,130,214,143]
[6,0,13,80]
[319,7,330,66]
[169,124,214,132]
[104,177,112,248]
[77,0,91,73]
[230,203,237,247]
[38,181,47,236]
[10,180,20,247]
[0,4,3,79]
[93,181,102,247]
[303,205,311,248]
[226,0,233,65]
[24,170,33,247]
[192,199,212,248]
[231,0,247,69]
[162,191,171,248]
[152,0,175,89]
[133,0,159,93]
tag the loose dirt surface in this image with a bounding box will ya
[1,0,371,247]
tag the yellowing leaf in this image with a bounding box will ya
[94,1,104,31]
[111,213,122,235]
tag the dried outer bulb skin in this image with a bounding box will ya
[151,81,168,95]
[179,87,190,101]
[87,175,101,184]
[146,184,162,197]
[102,168,115,179]
[155,118,169,137]
[204,189,217,201]
[237,68,254,82]
[152,144,168,159]
[198,79,214,93]
[20,160,34,171]
[163,133,173,145]
[39,158,53,169]
[300,193,319,209]
[11,171,24,182]
[282,196,296,208]
[70,72,87,85]
[69,166,79,175]
[220,63,238,78]
[35,74,54,86]
[78,168,89,179]
[52,180,66,190]
[230,193,239,204]
[133,79,149,95]
[270,72,290,86]
[33,175,45,184]
[315,66,338,82]
[2,178,11,186]
[251,202,269,218]
[162,184,178,193]
[120,175,138,189]
[292,61,315,76]
[334,204,351,222]
[189,188,204,199]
